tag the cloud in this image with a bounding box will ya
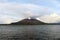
[0,15,13,24]
[37,13,60,23]
[0,3,38,24]
[0,0,60,24]
[0,13,28,24]
[0,2,55,24]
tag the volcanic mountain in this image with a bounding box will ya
[11,18,46,25]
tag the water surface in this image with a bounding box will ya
[0,25,60,40]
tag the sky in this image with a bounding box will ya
[0,0,60,24]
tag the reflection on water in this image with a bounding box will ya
[0,25,60,40]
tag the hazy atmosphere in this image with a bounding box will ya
[0,0,60,40]
[0,0,60,24]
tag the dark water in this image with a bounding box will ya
[0,25,60,40]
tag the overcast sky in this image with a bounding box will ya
[0,0,60,24]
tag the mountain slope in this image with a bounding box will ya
[11,18,46,25]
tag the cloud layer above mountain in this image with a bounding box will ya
[0,0,60,24]
[37,13,60,23]
[0,2,53,24]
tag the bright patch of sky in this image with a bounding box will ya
[0,0,60,24]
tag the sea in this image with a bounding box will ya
[0,25,60,40]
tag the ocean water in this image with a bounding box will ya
[0,25,60,40]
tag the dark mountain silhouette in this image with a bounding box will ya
[11,18,46,25]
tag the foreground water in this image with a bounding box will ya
[0,25,60,40]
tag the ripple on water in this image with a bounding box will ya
[0,25,59,40]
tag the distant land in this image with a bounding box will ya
[10,18,60,25]
[0,18,60,25]
[10,18,46,25]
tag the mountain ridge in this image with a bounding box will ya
[11,18,46,25]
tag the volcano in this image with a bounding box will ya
[11,18,46,25]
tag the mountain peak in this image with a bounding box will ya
[11,18,46,25]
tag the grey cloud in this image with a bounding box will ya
[0,2,58,24]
